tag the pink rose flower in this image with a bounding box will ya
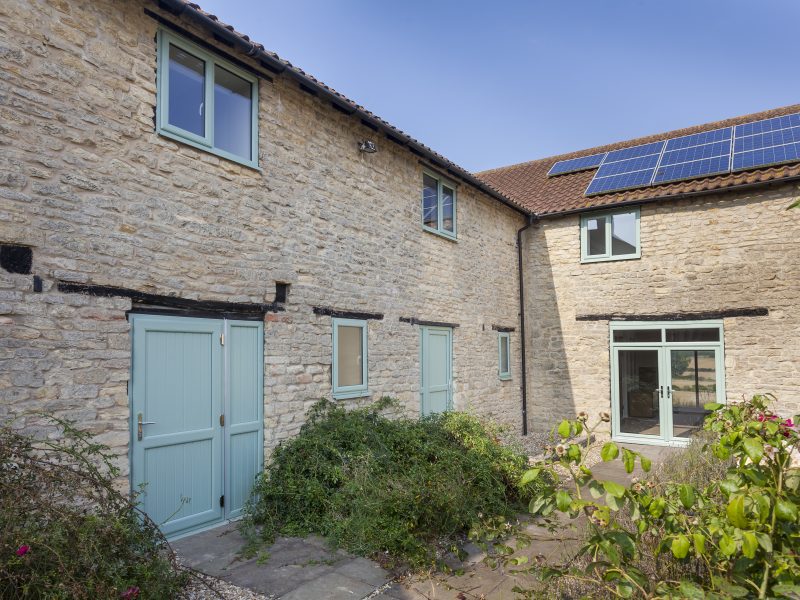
[16,545,30,557]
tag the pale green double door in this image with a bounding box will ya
[130,314,264,538]
[420,326,453,416]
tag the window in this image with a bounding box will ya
[157,30,259,168]
[332,318,368,399]
[498,332,511,380]
[422,171,457,238]
[581,208,640,262]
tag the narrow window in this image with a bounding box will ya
[498,332,511,380]
[157,30,259,168]
[421,171,457,238]
[581,208,640,262]
[332,318,369,399]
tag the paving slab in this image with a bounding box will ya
[279,571,377,600]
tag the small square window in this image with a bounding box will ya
[157,30,259,168]
[421,171,457,239]
[581,208,640,262]
[332,318,369,399]
[498,333,511,380]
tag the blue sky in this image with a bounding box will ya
[197,0,800,172]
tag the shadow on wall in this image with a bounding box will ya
[522,222,576,435]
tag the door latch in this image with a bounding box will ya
[137,413,156,441]
[219,414,225,427]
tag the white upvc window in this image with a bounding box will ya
[580,207,640,263]
[156,29,259,168]
[498,332,511,380]
[332,318,369,399]
[422,170,457,239]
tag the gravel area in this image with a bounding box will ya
[178,571,273,600]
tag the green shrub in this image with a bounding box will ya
[0,417,187,599]
[242,398,546,568]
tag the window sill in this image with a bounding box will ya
[499,374,512,381]
[332,389,372,400]
[422,226,458,242]
[157,129,262,172]
[580,253,640,264]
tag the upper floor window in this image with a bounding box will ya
[422,171,457,239]
[156,30,259,168]
[580,207,640,263]
[332,318,369,400]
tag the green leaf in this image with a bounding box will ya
[678,484,696,509]
[726,495,749,529]
[775,499,798,522]
[520,468,541,486]
[719,479,739,495]
[640,455,652,472]
[719,533,736,556]
[601,442,619,462]
[692,533,705,554]
[622,448,635,473]
[678,580,706,599]
[755,532,772,553]
[648,497,666,518]
[603,480,626,499]
[567,444,581,461]
[588,480,604,499]
[557,420,571,439]
[556,490,572,512]
[742,436,764,463]
[671,535,690,559]
[703,402,724,411]
[616,581,634,598]
[606,493,622,511]
[773,584,800,597]
[741,531,758,559]
[716,582,750,598]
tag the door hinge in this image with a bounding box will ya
[219,414,225,427]
[220,333,225,346]
[219,495,224,508]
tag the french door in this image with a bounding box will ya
[610,322,725,446]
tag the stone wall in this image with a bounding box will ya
[0,0,527,474]
[522,185,800,434]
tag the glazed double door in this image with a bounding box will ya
[130,315,263,538]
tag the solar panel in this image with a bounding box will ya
[585,140,665,195]
[548,153,607,176]
[732,112,800,171]
[652,127,732,184]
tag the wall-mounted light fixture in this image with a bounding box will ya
[358,140,377,153]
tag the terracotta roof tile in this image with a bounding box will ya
[478,104,800,216]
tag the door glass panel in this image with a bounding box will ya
[422,174,439,229]
[670,349,716,438]
[336,325,363,387]
[611,211,637,255]
[168,44,205,136]
[214,65,252,160]
[666,328,720,342]
[441,185,454,233]
[613,329,661,343]
[586,216,606,255]
[617,350,660,436]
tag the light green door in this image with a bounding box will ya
[130,315,263,538]
[421,326,452,416]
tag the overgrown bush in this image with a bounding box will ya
[242,398,546,568]
[512,394,800,598]
[0,416,187,599]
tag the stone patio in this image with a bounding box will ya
[174,444,678,599]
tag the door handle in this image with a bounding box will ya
[137,413,156,441]
[658,386,664,398]
[666,386,672,398]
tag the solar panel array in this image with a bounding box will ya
[546,111,800,196]
[547,152,606,176]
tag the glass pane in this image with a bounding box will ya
[168,44,205,136]
[586,216,606,255]
[499,337,509,374]
[422,174,438,229]
[666,328,720,342]
[611,211,637,255]
[617,350,660,436]
[214,65,252,159]
[441,185,454,233]
[613,329,662,343]
[337,325,363,387]
[671,350,716,438]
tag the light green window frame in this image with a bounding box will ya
[421,169,457,240]
[498,332,511,380]
[580,207,640,263]
[332,318,369,400]
[156,29,260,169]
